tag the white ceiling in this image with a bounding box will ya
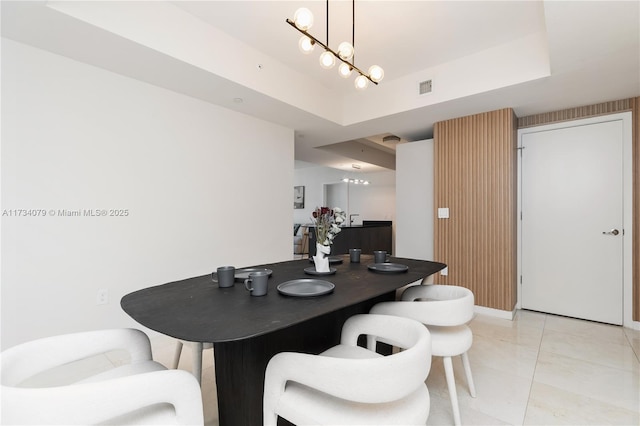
[3,1,639,172]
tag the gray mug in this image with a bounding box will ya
[216,266,235,288]
[373,250,387,264]
[244,271,269,296]
[349,248,362,263]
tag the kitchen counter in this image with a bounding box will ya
[308,222,392,256]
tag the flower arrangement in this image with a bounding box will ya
[311,206,346,246]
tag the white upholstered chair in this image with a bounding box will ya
[1,328,203,425]
[172,341,213,385]
[263,314,432,426]
[370,284,476,426]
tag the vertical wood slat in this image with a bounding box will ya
[434,108,518,311]
[519,97,639,322]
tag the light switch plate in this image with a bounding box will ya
[438,208,450,219]
[441,267,448,276]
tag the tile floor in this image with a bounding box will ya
[20,310,640,425]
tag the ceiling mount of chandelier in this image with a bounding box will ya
[285,1,384,90]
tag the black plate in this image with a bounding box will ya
[277,279,335,297]
[234,268,273,281]
[367,263,409,273]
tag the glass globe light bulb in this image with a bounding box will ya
[293,8,314,31]
[337,41,354,60]
[319,51,336,69]
[338,63,353,78]
[354,74,369,90]
[298,36,315,54]
[368,65,384,83]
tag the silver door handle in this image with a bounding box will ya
[602,229,620,236]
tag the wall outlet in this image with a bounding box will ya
[440,267,448,276]
[96,288,108,305]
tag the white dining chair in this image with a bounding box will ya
[1,328,204,425]
[263,313,432,426]
[172,340,213,385]
[370,284,476,426]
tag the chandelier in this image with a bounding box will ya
[285,0,384,90]
[342,178,370,185]
[342,164,370,185]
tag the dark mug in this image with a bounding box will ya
[215,266,235,288]
[373,250,387,264]
[244,271,269,296]
[349,248,362,263]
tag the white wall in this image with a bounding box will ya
[395,139,434,260]
[1,39,294,349]
[293,165,395,228]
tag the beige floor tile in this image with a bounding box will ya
[427,357,532,425]
[524,381,640,425]
[534,350,640,413]
[470,333,539,379]
[541,328,639,372]
[544,314,629,345]
[514,309,548,330]
[624,327,640,361]
[201,365,219,426]
[427,392,510,426]
[470,314,544,350]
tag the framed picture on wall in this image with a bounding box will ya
[294,186,305,209]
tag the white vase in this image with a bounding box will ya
[313,243,331,272]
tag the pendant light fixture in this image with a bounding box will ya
[342,164,370,185]
[286,0,384,90]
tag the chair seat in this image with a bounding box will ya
[320,344,383,360]
[428,325,472,357]
[276,382,430,426]
[77,360,167,384]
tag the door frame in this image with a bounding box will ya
[517,112,634,327]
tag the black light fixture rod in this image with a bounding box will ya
[285,18,378,85]
[352,0,355,60]
[326,0,329,46]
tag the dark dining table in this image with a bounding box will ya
[121,255,446,426]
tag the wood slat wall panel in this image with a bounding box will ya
[519,98,639,322]
[434,108,518,311]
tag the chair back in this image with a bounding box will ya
[1,328,151,387]
[263,314,431,408]
[371,284,474,327]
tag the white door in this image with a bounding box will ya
[520,119,624,325]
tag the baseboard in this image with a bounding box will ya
[474,305,516,321]
[627,320,640,331]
